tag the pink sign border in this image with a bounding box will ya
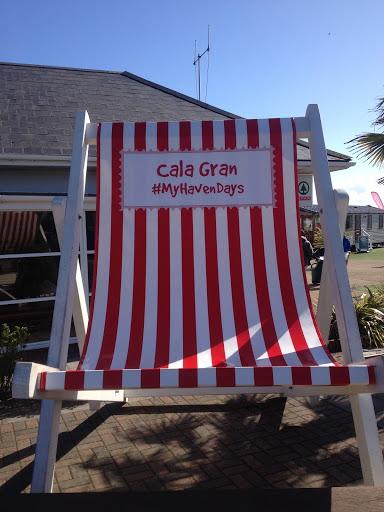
[119,146,277,211]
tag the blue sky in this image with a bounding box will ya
[2,0,384,205]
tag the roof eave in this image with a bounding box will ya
[298,161,355,173]
[121,71,242,120]
[0,154,96,168]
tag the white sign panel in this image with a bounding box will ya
[122,149,274,208]
[298,175,313,206]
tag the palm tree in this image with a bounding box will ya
[347,96,384,182]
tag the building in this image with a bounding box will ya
[0,62,355,348]
[346,205,384,247]
[300,204,384,249]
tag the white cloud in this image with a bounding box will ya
[312,163,384,207]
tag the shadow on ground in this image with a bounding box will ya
[1,392,376,493]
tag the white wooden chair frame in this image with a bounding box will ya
[13,106,384,492]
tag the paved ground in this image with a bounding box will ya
[0,252,383,495]
[1,384,384,494]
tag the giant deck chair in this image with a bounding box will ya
[13,105,384,492]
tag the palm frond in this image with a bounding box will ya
[346,132,384,169]
[371,97,384,128]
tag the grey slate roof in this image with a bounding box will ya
[0,62,353,165]
[347,205,384,214]
[297,140,350,162]
[0,63,238,159]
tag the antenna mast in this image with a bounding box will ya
[193,25,210,102]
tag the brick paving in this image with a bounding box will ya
[1,259,384,494]
[1,389,384,493]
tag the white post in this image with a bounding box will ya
[30,399,63,492]
[52,196,88,353]
[47,111,90,371]
[80,213,90,312]
[307,105,362,364]
[316,189,349,342]
[308,191,348,410]
[307,104,384,486]
[350,394,384,486]
[31,110,90,493]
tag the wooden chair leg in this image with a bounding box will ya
[350,393,384,485]
[89,400,101,411]
[31,399,62,493]
[307,396,320,408]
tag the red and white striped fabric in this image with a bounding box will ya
[40,118,376,391]
[0,212,38,253]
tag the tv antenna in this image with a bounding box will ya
[193,25,210,102]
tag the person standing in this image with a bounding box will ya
[343,235,351,265]
[301,229,314,267]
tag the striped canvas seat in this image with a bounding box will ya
[40,118,376,391]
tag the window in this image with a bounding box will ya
[355,215,361,232]
[346,215,353,230]
[367,214,372,230]
[379,215,383,229]
[0,196,96,349]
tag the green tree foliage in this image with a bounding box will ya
[347,95,384,181]
[329,287,384,349]
[0,324,29,400]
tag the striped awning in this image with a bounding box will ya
[0,211,38,253]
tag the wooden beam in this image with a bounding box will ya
[316,189,349,341]
[51,196,88,353]
[307,104,384,486]
[30,110,90,494]
[307,105,363,365]
[84,116,312,146]
[13,362,384,401]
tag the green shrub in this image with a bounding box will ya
[329,287,384,349]
[0,324,29,401]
